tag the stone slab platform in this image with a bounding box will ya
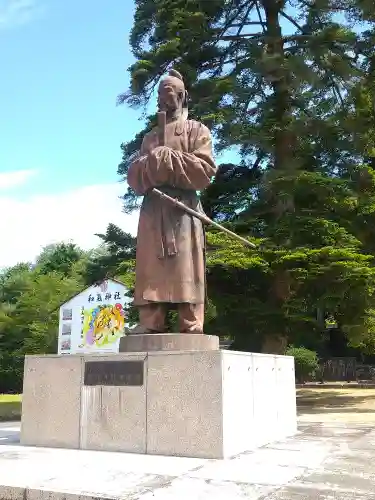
[1,422,375,499]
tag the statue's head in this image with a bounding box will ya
[158,69,188,119]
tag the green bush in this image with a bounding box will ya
[0,353,24,394]
[285,345,319,383]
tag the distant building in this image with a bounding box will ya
[58,279,131,355]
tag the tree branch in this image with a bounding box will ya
[222,32,264,40]
[294,0,347,108]
[280,10,306,34]
[252,153,265,171]
[255,1,266,34]
[211,1,252,78]
[215,0,250,43]
[235,0,259,39]
[227,21,265,27]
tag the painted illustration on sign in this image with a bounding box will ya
[61,323,72,335]
[80,303,125,349]
[61,338,71,351]
[62,308,72,320]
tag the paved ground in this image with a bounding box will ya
[0,420,374,499]
[0,422,19,444]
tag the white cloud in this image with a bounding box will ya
[0,182,139,268]
[0,0,40,29]
[0,169,38,189]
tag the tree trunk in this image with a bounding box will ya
[262,0,292,172]
[261,333,288,354]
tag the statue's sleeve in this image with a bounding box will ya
[169,123,217,190]
[127,123,217,195]
[127,136,154,195]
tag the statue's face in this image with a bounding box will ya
[158,78,184,115]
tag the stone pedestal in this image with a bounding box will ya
[21,350,297,459]
[119,333,219,352]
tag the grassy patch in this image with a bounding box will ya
[0,394,22,421]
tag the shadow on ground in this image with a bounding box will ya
[297,389,375,415]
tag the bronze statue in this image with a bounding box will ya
[127,70,217,334]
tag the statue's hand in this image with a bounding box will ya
[150,146,170,156]
[148,146,171,167]
[149,146,172,175]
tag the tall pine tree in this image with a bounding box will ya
[107,0,375,352]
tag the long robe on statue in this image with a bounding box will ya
[127,118,217,307]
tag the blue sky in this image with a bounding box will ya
[0,0,142,266]
[1,0,139,195]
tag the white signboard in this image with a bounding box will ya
[58,280,131,355]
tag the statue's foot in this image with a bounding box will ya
[128,326,203,335]
[128,325,165,335]
[180,327,203,334]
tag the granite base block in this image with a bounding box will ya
[21,355,82,449]
[21,350,297,459]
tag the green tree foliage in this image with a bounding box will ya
[285,345,319,382]
[0,244,87,393]
[111,0,375,352]
[83,223,136,286]
[36,243,84,276]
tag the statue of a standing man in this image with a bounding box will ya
[127,70,217,334]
